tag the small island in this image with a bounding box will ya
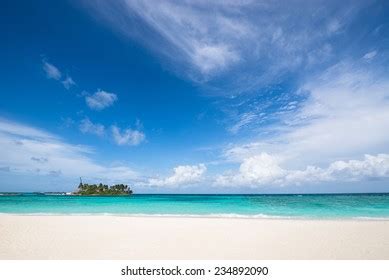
[74,180,133,196]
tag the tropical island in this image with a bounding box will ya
[74,181,133,196]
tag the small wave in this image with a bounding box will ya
[1,212,389,220]
[0,212,306,219]
[352,216,389,221]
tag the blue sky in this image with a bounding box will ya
[1,0,389,193]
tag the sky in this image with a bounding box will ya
[1,0,389,193]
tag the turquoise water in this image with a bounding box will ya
[1,193,389,219]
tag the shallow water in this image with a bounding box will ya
[1,193,389,219]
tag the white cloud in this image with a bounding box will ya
[149,164,207,187]
[79,118,105,136]
[227,112,257,134]
[224,60,389,166]
[215,153,389,188]
[80,0,363,84]
[285,61,389,165]
[326,154,389,179]
[62,76,76,89]
[0,118,138,182]
[42,59,76,89]
[111,125,145,146]
[85,90,118,110]
[218,59,389,187]
[216,153,285,187]
[42,60,62,80]
[122,0,247,77]
[0,118,55,140]
[192,44,239,75]
[286,154,389,184]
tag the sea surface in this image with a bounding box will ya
[1,193,389,219]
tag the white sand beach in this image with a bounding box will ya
[0,215,389,259]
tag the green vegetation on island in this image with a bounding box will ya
[75,181,133,196]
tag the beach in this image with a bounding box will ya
[1,215,389,259]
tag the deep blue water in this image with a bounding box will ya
[1,193,389,219]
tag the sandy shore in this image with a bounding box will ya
[0,215,389,259]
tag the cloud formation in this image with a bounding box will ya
[223,59,389,166]
[42,59,76,89]
[215,153,389,188]
[214,56,389,189]
[227,112,257,134]
[85,90,118,110]
[0,118,138,182]
[62,76,76,89]
[79,118,105,136]
[149,164,207,187]
[79,0,365,87]
[111,125,145,146]
[42,60,62,80]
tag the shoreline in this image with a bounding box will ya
[1,215,389,259]
[1,213,389,221]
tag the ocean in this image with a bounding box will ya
[1,193,389,219]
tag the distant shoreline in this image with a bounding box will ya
[0,193,131,196]
[1,192,389,196]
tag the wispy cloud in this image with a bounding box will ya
[42,59,76,89]
[148,164,207,187]
[79,118,105,136]
[0,118,55,140]
[218,58,389,186]
[283,60,389,165]
[42,60,62,80]
[227,112,257,134]
[363,50,377,60]
[85,90,118,110]
[79,0,364,87]
[111,125,145,146]
[62,76,76,89]
[78,118,146,146]
[0,118,138,182]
